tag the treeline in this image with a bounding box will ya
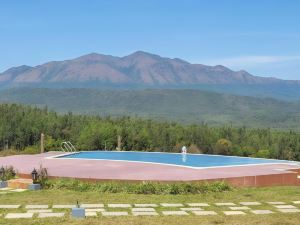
[0,103,300,161]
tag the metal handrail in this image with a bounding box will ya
[61,141,77,152]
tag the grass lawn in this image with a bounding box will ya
[0,186,300,225]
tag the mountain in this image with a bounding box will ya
[1,51,299,88]
[1,88,300,129]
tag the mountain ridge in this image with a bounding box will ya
[1,51,299,87]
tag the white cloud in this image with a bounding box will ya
[200,55,300,68]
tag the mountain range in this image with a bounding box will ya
[1,51,299,88]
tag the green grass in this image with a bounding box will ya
[0,186,300,225]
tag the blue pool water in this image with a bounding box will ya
[57,151,291,168]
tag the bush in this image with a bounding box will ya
[46,179,231,195]
[0,166,16,181]
[23,146,40,154]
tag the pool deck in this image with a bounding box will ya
[1,152,300,186]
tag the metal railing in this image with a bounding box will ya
[61,141,77,152]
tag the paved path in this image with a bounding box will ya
[0,201,299,219]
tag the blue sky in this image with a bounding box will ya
[1,0,300,79]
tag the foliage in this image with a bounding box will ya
[0,103,300,161]
[36,164,49,187]
[215,138,232,155]
[45,179,231,195]
[0,166,16,181]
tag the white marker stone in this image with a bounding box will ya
[134,204,158,207]
[251,210,274,215]
[229,206,250,210]
[81,204,104,208]
[193,211,217,215]
[133,212,159,216]
[240,202,261,206]
[5,213,33,219]
[215,203,236,206]
[38,212,65,218]
[0,205,20,209]
[292,201,300,204]
[161,203,184,207]
[162,211,188,215]
[102,211,128,216]
[132,208,155,212]
[107,204,131,208]
[274,205,297,209]
[223,211,246,215]
[187,203,209,207]
[25,205,49,209]
[52,204,76,208]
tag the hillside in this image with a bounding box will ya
[1,88,300,129]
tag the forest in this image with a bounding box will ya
[0,103,299,161]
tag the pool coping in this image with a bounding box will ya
[46,150,300,170]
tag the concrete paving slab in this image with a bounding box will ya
[52,204,76,209]
[240,202,261,206]
[5,213,33,219]
[277,208,300,213]
[180,208,203,211]
[25,205,49,209]
[187,203,209,207]
[133,212,159,216]
[162,211,189,215]
[102,211,128,216]
[251,210,274,214]
[223,211,246,215]
[134,204,158,207]
[107,204,131,208]
[27,209,53,213]
[267,202,286,205]
[161,203,184,207]
[0,188,12,191]
[215,203,236,206]
[132,208,155,212]
[9,189,27,192]
[193,211,217,215]
[81,204,104,208]
[86,208,105,212]
[229,206,250,210]
[274,205,297,209]
[85,212,97,217]
[0,205,20,209]
[38,212,65,218]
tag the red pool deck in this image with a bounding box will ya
[0,152,300,186]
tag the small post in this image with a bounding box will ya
[40,133,45,153]
[117,135,122,151]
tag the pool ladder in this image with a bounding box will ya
[61,141,77,152]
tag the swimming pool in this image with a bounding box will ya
[56,151,291,169]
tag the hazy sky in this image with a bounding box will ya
[1,0,300,79]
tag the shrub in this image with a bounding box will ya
[0,166,16,181]
[34,165,49,187]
